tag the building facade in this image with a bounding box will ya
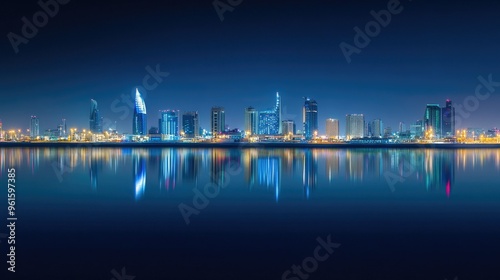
[244,107,259,135]
[133,89,147,135]
[346,114,364,140]
[90,99,102,133]
[30,116,39,139]
[282,120,296,135]
[159,110,179,137]
[326,118,339,139]
[424,104,441,138]
[182,111,199,138]
[211,107,225,136]
[441,99,455,137]
[303,98,318,139]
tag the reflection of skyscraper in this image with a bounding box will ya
[90,99,102,133]
[257,155,281,202]
[89,149,102,190]
[303,98,318,139]
[303,150,317,198]
[211,107,225,136]
[133,89,147,135]
[326,150,340,183]
[182,111,199,138]
[180,150,200,182]
[160,149,178,190]
[442,99,455,137]
[423,150,455,196]
[424,104,441,138]
[345,150,364,182]
[30,116,39,139]
[133,150,147,199]
[442,150,455,197]
[346,114,364,140]
[244,107,259,135]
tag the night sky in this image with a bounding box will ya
[1,0,500,134]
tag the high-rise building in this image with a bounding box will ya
[182,111,199,138]
[159,110,179,136]
[255,93,282,135]
[276,92,282,134]
[30,116,39,139]
[133,89,147,135]
[326,118,339,139]
[89,99,102,133]
[371,119,383,138]
[61,118,67,137]
[424,104,441,138]
[303,98,318,139]
[282,120,296,135]
[383,126,393,138]
[398,122,406,134]
[346,114,364,140]
[442,99,455,137]
[0,119,3,140]
[410,120,424,138]
[211,107,225,136]
[244,107,259,135]
[258,109,279,135]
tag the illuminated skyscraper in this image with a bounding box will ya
[182,111,199,138]
[276,92,282,134]
[89,99,102,133]
[159,110,179,137]
[442,99,455,137]
[244,107,259,135]
[303,98,318,139]
[424,104,441,138]
[371,119,383,138]
[61,118,67,137]
[326,118,339,139]
[133,89,147,135]
[211,107,225,136]
[256,93,282,135]
[258,109,279,135]
[30,116,39,139]
[346,114,364,140]
[282,120,296,135]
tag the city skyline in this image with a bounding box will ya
[1,1,500,134]
[0,92,498,138]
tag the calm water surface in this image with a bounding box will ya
[1,148,499,280]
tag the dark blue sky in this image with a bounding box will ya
[1,0,500,134]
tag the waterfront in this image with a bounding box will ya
[1,147,499,279]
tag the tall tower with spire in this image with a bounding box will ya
[133,88,147,135]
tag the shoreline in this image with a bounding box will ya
[0,142,500,149]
